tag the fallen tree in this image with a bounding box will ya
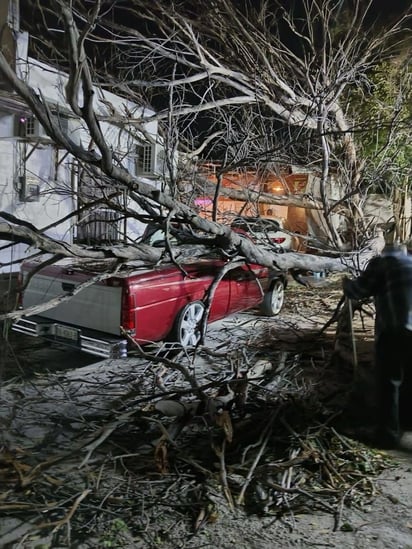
[0,1,409,326]
[1,1,409,267]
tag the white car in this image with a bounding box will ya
[231,217,293,251]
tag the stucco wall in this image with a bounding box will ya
[0,54,161,273]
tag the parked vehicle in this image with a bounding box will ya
[231,217,293,251]
[12,238,287,358]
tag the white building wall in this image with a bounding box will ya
[0,109,75,273]
[0,53,161,273]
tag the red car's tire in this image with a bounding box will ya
[171,301,206,347]
[260,279,284,316]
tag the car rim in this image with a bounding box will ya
[271,282,284,314]
[179,302,205,346]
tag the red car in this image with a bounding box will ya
[12,232,287,358]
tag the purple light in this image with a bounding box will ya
[195,197,212,206]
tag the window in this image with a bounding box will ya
[76,208,123,244]
[14,115,48,140]
[76,169,127,244]
[136,144,154,176]
[14,113,68,140]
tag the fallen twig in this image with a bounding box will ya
[237,410,279,505]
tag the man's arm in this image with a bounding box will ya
[342,257,381,300]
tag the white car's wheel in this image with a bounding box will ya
[172,301,206,347]
[260,279,285,316]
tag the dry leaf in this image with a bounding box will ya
[154,438,169,474]
[194,508,206,532]
[247,359,272,379]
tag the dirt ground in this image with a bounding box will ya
[1,276,412,548]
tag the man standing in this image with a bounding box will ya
[342,243,412,448]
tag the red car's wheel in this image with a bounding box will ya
[172,301,206,347]
[260,279,284,316]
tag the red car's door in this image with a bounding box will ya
[226,264,269,314]
[188,261,232,321]
[130,260,233,343]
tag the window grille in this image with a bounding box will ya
[76,208,122,244]
[136,144,154,176]
[25,116,35,136]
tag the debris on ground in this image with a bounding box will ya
[0,277,405,548]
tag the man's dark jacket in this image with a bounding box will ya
[343,250,412,338]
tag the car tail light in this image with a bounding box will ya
[121,287,136,335]
[271,237,286,244]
